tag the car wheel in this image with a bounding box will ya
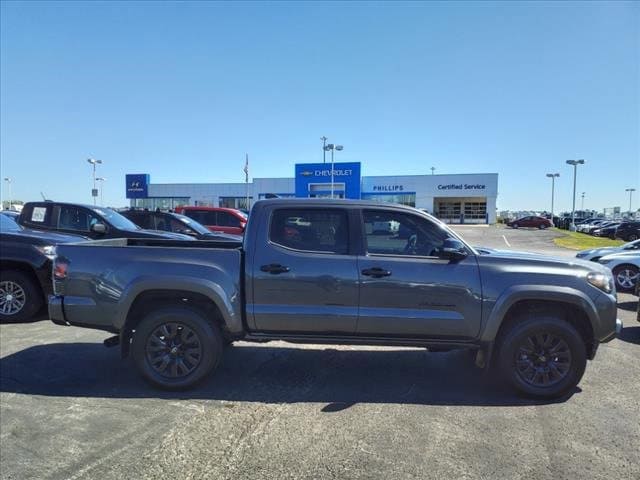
[0,270,43,322]
[497,316,586,399]
[131,306,224,390]
[539,224,548,230]
[612,264,639,293]
[627,233,638,241]
[512,223,519,229]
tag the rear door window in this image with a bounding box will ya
[57,206,100,233]
[269,208,349,254]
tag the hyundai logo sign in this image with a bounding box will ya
[125,174,150,199]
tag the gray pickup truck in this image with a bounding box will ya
[49,199,621,398]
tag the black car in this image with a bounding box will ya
[1,210,20,221]
[592,222,621,239]
[18,202,195,241]
[0,214,85,321]
[615,221,640,242]
[120,209,243,242]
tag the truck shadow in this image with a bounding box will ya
[0,342,577,408]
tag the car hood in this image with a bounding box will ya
[599,251,640,261]
[576,246,621,258]
[10,228,88,244]
[138,229,196,240]
[478,248,610,275]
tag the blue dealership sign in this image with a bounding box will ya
[295,162,361,199]
[125,174,150,199]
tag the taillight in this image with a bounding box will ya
[53,258,69,280]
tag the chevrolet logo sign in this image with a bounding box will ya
[300,170,314,177]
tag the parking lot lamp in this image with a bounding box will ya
[323,143,344,199]
[96,177,106,206]
[546,173,560,223]
[581,192,585,211]
[566,159,585,231]
[626,188,636,215]
[3,177,12,210]
[87,158,103,206]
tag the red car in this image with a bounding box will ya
[174,206,248,235]
[508,216,552,229]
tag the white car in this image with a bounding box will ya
[598,251,640,293]
[576,239,640,262]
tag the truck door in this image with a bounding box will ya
[250,207,359,333]
[356,208,483,339]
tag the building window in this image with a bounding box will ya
[361,193,416,207]
[131,198,190,210]
[219,197,253,210]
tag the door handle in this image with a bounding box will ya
[260,264,291,274]
[361,267,392,278]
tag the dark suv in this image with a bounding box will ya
[19,202,194,240]
[0,214,85,321]
[615,221,640,242]
[120,209,242,242]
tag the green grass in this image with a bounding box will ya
[552,229,624,250]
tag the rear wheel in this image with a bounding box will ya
[497,316,586,399]
[539,224,548,230]
[612,264,639,293]
[0,270,43,322]
[512,223,519,229]
[131,306,223,390]
[627,233,638,241]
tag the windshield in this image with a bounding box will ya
[0,214,22,232]
[172,213,211,235]
[623,239,640,250]
[92,208,141,231]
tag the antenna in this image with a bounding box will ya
[40,191,48,201]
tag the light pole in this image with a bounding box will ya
[323,143,344,199]
[566,159,585,231]
[87,158,103,205]
[430,167,436,175]
[96,177,106,206]
[626,188,636,215]
[321,136,328,164]
[3,177,12,210]
[546,173,560,223]
[580,192,585,211]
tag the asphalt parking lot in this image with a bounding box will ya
[1,226,639,480]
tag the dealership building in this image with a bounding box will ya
[126,163,498,224]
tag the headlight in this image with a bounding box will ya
[35,245,56,260]
[599,259,613,265]
[586,271,614,293]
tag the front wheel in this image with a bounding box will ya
[497,316,586,399]
[131,306,224,390]
[539,224,548,230]
[0,270,43,322]
[612,264,639,293]
[512,223,519,229]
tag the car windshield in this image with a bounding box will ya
[172,213,211,235]
[0,214,22,232]
[623,239,640,249]
[92,208,141,231]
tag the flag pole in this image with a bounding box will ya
[244,153,249,211]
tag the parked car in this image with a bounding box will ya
[0,214,85,321]
[592,222,621,238]
[120,209,243,243]
[1,210,20,221]
[49,199,620,399]
[576,239,640,262]
[507,216,552,229]
[18,202,195,240]
[598,251,640,293]
[174,206,248,235]
[576,218,604,233]
[614,221,640,242]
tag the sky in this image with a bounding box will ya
[1,0,638,212]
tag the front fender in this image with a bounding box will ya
[114,274,242,334]
[480,285,601,343]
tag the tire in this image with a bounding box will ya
[627,233,638,241]
[612,264,639,293]
[0,270,43,322]
[539,224,548,230]
[512,223,519,229]
[497,316,586,399]
[131,306,224,390]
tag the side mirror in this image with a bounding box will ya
[439,238,468,261]
[91,223,106,234]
